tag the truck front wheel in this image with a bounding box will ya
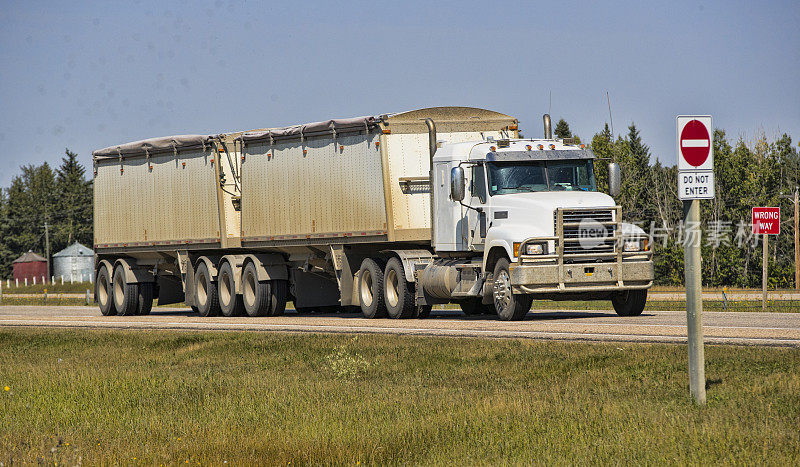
[611,289,647,316]
[492,258,532,321]
[359,258,387,319]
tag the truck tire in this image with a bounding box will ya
[96,265,116,316]
[112,265,139,316]
[383,257,415,319]
[195,263,220,317]
[242,262,271,317]
[492,258,532,321]
[137,282,153,315]
[269,280,288,316]
[359,258,387,319]
[612,289,647,316]
[218,261,244,317]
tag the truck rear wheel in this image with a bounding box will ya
[269,280,288,316]
[218,261,244,317]
[137,282,153,315]
[96,265,116,316]
[112,265,139,316]
[195,263,220,317]
[242,262,270,317]
[492,258,532,321]
[612,289,647,316]
[384,257,415,319]
[359,258,387,319]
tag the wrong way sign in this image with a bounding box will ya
[752,207,780,235]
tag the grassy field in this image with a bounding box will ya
[0,329,798,464]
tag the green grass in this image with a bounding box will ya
[0,329,798,464]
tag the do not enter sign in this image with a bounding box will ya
[677,116,713,172]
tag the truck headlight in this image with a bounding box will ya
[526,243,544,255]
[623,238,648,252]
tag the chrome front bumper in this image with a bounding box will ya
[509,258,653,294]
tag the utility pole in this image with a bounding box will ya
[778,186,799,290]
[44,221,50,282]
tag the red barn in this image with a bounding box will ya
[12,251,47,282]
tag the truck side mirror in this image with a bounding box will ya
[450,166,465,201]
[608,162,621,198]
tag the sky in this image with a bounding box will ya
[0,0,798,186]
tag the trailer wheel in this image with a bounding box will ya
[218,261,244,317]
[358,258,387,318]
[137,282,154,315]
[96,265,116,316]
[195,263,220,317]
[269,280,288,316]
[112,265,139,316]
[492,258,532,321]
[384,257,415,319]
[242,262,271,317]
[611,289,647,316]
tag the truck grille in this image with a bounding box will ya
[556,208,618,259]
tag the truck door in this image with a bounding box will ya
[467,163,488,250]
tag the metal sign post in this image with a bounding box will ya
[677,115,713,405]
[752,207,780,311]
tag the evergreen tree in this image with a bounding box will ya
[4,163,57,268]
[554,119,572,139]
[53,149,93,251]
[0,190,13,278]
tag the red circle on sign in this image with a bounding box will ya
[680,119,710,167]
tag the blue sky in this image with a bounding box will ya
[0,0,798,186]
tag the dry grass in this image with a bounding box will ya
[0,329,798,464]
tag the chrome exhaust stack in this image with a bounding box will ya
[543,114,552,139]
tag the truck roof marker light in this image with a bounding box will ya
[537,144,544,150]
[303,149,308,156]
[382,129,391,134]
[375,141,380,148]
[339,145,344,152]
[580,144,586,149]
[241,155,245,162]
[526,145,532,151]
[490,146,496,151]
[549,144,555,150]
[182,162,186,168]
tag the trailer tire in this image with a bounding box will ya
[112,265,139,316]
[612,289,647,316]
[269,280,288,316]
[492,258,532,321]
[384,257,415,319]
[137,282,153,315]
[218,262,244,317]
[195,263,220,317]
[242,262,271,317]
[359,258,387,319]
[96,265,116,316]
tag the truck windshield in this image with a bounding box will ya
[486,160,596,195]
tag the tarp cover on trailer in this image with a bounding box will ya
[93,134,218,160]
[237,116,380,143]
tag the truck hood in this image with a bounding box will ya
[487,191,617,237]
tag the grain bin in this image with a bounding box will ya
[53,242,94,282]
[12,251,47,282]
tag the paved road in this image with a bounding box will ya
[1,305,799,347]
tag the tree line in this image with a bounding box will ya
[1,124,798,287]
[0,150,93,278]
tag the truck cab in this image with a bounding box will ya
[426,126,653,319]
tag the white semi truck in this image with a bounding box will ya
[92,107,653,320]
